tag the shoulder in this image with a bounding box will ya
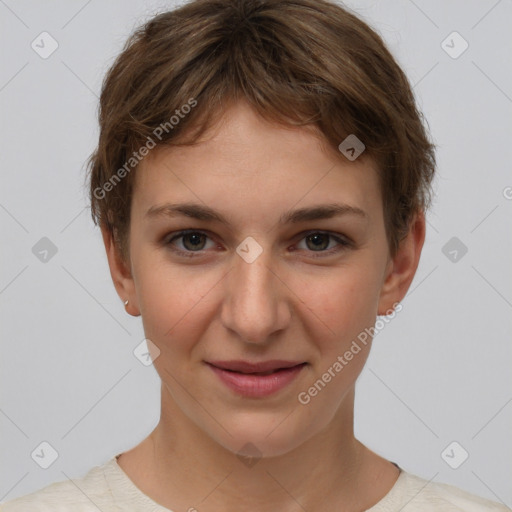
[0,461,113,512]
[395,471,511,512]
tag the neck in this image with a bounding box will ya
[118,383,398,512]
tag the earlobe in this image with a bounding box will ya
[377,212,426,315]
[100,225,140,316]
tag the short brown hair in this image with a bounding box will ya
[87,0,436,261]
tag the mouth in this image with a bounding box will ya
[206,360,307,397]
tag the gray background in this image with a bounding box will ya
[1,0,511,506]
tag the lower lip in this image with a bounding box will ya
[207,363,306,397]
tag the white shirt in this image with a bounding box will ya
[1,455,510,511]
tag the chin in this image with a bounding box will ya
[207,410,320,460]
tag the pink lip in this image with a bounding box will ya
[206,360,307,397]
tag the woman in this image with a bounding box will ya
[2,0,509,510]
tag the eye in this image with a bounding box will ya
[166,230,217,257]
[295,231,351,257]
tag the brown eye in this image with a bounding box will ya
[305,233,331,251]
[166,230,215,257]
[180,232,207,251]
[296,231,351,257]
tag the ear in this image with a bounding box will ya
[100,225,140,316]
[377,211,426,315]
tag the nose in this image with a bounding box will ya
[220,241,291,345]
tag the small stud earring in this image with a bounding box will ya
[124,299,129,306]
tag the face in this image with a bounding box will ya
[107,100,421,459]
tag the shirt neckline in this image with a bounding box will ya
[104,454,173,511]
[103,454,407,511]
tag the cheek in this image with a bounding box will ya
[294,267,381,420]
[134,261,219,352]
[304,263,383,345]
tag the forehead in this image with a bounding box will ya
[132,101,382,228]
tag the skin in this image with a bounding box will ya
[102,100,425,511]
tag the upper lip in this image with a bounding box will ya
[207,360,306,374]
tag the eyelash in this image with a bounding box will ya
[165,229,352,259]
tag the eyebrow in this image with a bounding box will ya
[145,202,368,225]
